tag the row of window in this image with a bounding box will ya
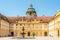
[12,27,48,30]
[16,24,35,26]
[12,23,47,27]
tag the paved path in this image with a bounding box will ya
[0,37,60,40]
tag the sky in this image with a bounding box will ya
[0,0,60,16]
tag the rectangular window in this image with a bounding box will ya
[20,24,22,26]
[16,24,18,26]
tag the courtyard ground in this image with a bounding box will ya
[0,37,60,40]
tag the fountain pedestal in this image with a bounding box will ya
[20,26,26,38]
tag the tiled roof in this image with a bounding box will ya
[7,16,21,22]
[0,13,9,22]
[7,16,53,23]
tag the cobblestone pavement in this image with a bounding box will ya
[0,37,60,40]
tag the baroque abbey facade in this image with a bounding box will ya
[0,4,60,37]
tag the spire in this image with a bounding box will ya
[30,4,33,8]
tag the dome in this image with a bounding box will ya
[26,4,36,13]
[26,4,37,16]
[27,8,35,12]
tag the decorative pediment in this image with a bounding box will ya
[55,10,60,17]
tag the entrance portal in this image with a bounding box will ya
[11,32,14,36]
[44,32,47,36]
[58,30,59,37]
[28,32,30,36]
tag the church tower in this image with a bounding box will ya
[26,4,37,16]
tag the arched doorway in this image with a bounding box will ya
[44,32,47,36]
[11,32,14,36]
[28,32,30,36]
[58,30,59,37]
